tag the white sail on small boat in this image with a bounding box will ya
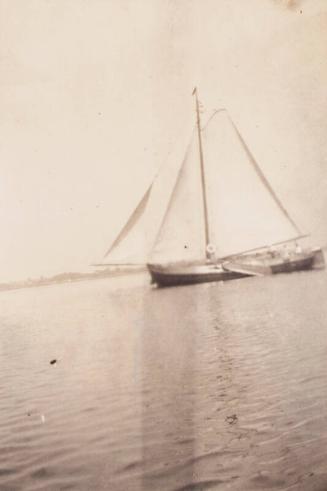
[99,89,324,287]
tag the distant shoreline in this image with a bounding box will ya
[0,267,146,293]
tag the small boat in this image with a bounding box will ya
[100,88,324,287]
[223,250,316,276]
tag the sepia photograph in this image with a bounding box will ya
[1,0,327,489]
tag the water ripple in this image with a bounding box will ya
[0,272,327,489]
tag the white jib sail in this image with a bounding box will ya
[102,183,153,264]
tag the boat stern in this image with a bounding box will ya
[312,247,325,269]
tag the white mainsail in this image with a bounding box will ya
[149,131,206,264]
[202,110,299,258]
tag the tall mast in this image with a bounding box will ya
[192,87,210,255]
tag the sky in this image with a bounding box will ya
[0,0,327,281]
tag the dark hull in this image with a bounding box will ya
[148,267,248,288]
[270,255,314,274]
[147,249,324,288]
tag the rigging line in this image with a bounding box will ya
[201,108,227,131]
[227,113,302,235]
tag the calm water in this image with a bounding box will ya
[1,270,327,490]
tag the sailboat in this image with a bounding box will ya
[100,88,324,287]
